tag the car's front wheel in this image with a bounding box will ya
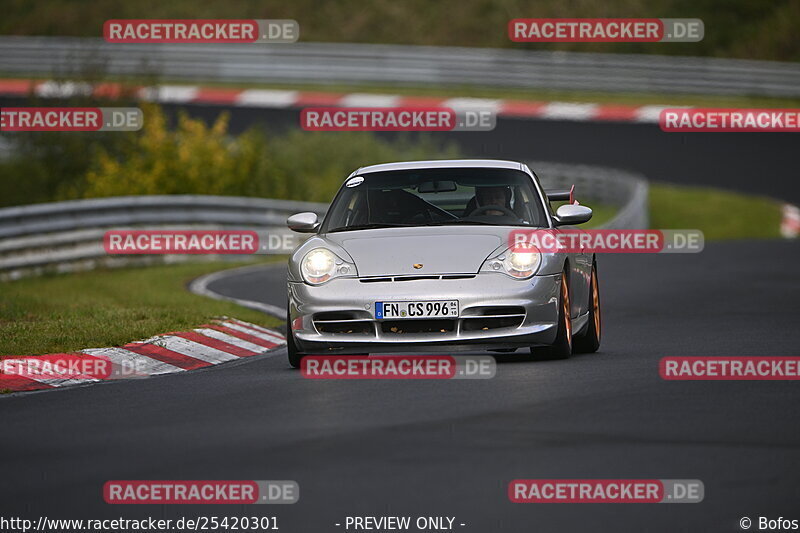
[530,270,572,360]
[574,262,601,353]
[286,307,305,369]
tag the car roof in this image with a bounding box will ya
[351,159,523,177]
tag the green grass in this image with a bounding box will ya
[649,183,784,240]
[0,259,284,357]
[559,184,784,238]
[583,205,617,229]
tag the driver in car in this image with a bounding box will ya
[472,186,512,216]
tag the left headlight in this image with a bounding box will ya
[300,248,356,285]
[481,247,541,279]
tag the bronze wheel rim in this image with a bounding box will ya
[592,268,601,339]
[562,277,572,346]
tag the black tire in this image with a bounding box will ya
[530,270,572,360]
[286,307,305,369]
[574,262,601,354]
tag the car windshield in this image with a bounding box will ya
[320,167,547,233]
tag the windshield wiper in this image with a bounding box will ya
[327,223,415,233]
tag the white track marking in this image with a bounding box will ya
[0,356,99,387]
[139,85,198,103]
[33,377,99,387]
[219,321,283,344]
[82,347,183,376]
[140,335,239,364]
[35,80,92,98]
[237,89,298,107]
[188,264,286,318]
[340,93,401,107]
[442,97,501,113]
[635,105,677,123]
[193,328,267,354]
[540,102,599,120]
[4,360,99,387]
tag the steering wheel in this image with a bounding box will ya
[469,204,518,218]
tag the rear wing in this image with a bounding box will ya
[545,184,576,204]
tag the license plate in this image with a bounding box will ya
[375,300,459,319]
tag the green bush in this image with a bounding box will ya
[79,104,270,198]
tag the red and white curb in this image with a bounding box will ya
[781,204,800,238]
[0,318,285,394]
[0,78,672,124]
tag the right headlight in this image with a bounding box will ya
[481,246,541,279]
[300,248,356,285]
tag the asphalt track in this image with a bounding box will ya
[2,104,800,532]
[0,242,800,532]
[2,241,799,532]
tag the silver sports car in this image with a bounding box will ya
[284,159,601,368]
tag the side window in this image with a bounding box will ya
[513,186,530,220]
[332,190,366,227]
[348,190,368,225]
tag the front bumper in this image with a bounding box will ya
[288,273,561,354]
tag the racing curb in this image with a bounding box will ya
[0,78,671,124]
[0,318,285,394]
[780,204,800,238]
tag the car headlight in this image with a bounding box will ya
[504,250,540,278]
[481,246,541,279]
[300,248,355,285]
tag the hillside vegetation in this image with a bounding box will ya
[1,0,798,62]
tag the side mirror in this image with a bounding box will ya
[553,204,593,226]
[287,212,320,233]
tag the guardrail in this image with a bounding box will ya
[0,161,648,280]
[0,196,328,280]
[0,36,799,98]
[532,161,649,230]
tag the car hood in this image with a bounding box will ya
[324,227,507,277]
